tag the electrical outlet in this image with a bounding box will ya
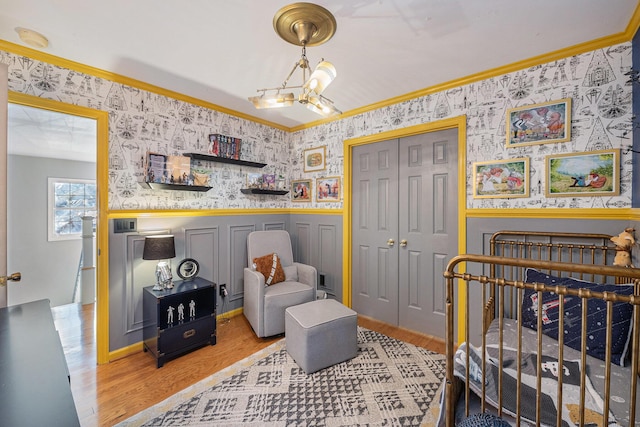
[219,284,227,298]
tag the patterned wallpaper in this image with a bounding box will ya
[1,40,633,210]
[291,42,634,210]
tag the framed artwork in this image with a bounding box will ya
[246,173,263,189]
[291,179,312,202]
[545,149,620,197]
[472,158,530,199]
[316,176,341,202]
[303,146,326,173]
[506,98,571,147]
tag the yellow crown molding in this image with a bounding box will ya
[466,208,632,220]
[625,1,640,39]
[0,39,289,132]
[3,4,639,135]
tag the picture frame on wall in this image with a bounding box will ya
[545,149,620,197]
[303,146,326,173]
[291,179,312,202]
[506,98,571,148]
[316,176,341,202]
[472,158,529,199]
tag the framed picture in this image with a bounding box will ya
[506,98,571,147]
[316,176,341,202]
[262,174,276,190]
[472,158,530,199]
[545,149,620,197]
[246,173,263,189]
[291,179,312,202]
[303,146,327,173]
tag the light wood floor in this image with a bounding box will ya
[52,303,445,427]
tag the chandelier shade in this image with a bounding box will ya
[303,60,336,95]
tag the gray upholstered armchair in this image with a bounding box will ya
[243,230,317,337]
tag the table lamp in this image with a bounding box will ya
[143,235,176,290]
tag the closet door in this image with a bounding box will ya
[397,129,458,337]
[351,139,399,324]
[351,128,458,339]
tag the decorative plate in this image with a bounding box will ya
[177,258,199,280]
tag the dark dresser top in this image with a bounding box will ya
[0,299,80,427]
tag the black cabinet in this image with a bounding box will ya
[143,277,216,368]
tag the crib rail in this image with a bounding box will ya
[487,231,622,330]
[444,254,640,427]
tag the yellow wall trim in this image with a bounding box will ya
[0,40,289,132]
[107,208,344,219]
[108,309,245,361]
[219,307,244,320]
[108,342,144,362]
[466,208,632,220]
[288,4,640,132]
[4,2,640,135]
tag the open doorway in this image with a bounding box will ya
[6,92,111,364]
[7,102,97,307]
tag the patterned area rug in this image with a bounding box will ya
[117,327,446,426]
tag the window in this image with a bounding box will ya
[48,178,97,241]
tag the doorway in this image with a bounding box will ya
[7,102,96,307]
[6,92,110,364]
[345,118,464,339]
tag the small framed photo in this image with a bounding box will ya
[291,179,312,202]
[506,98,571,147]
[316,176,341,202]
[545,149,620,197]
[303,146,327,173]
[472,158,529,199]
[262,174,276,190]
[246,173,263,189]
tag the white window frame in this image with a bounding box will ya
[47,177,97,242]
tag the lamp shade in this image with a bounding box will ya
[143,235,176,260]
[248,92,295,109]
[304,61,336,95]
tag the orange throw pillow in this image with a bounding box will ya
[252,253,285,285]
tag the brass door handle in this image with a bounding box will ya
[387,239,395,247]
[400,239,408,247]
[0,272,21,287]
[183,329,196,339]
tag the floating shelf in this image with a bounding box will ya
[184,153,266,168]
[241,189,289,195]
[140,182,211,192]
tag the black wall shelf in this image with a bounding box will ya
[140,182,211,192]
[184,153,266,168]
[241,189,289,196]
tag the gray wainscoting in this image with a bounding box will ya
[108,213,343,352]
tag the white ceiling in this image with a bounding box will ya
[1,0,638,154]
[7,104,97,162]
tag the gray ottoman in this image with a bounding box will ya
[285,299,358,374]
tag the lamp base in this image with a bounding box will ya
[153,261,173,291]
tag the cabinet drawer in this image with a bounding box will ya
[158,315,215,355]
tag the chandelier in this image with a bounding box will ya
[248,3,341,117]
